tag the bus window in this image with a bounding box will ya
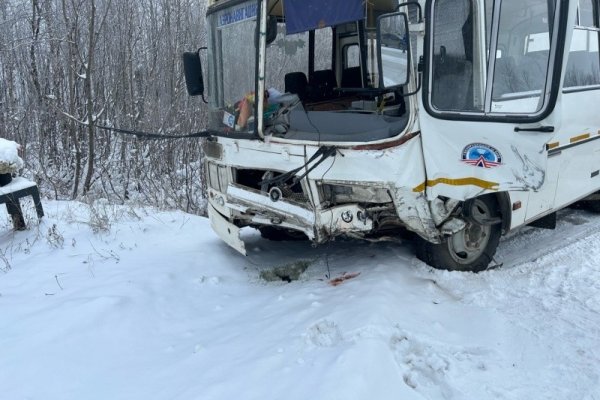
[578,0,597,27]
[264,25,332,95]
[264,27,309,93]
[341,44,362,88]
[315,28,333,71]
[430,0,561,118]
[565,0,600,88]
[431,0,488,112]
[491,0,553,112]
[343,44,360,68]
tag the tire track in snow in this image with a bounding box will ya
[494,209,600,269]
[423,209,600,400]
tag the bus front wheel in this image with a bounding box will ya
[416,196,502,272]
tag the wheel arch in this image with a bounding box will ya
[494,191,512,234]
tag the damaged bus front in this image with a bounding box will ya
[184,0,591,272]
[186,0,436,259]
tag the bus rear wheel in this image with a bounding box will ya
[416,196,502,272]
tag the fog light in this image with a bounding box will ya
[341,210,353,223]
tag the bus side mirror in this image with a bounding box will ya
[183,51,205,97]
[377,12,410,89]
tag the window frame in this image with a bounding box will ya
[423,0,570,124]
[563,0,600,93]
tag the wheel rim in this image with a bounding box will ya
[447,199,492,265]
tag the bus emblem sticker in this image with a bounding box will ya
[461,143,503,168]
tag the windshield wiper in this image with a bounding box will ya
[259,146,339,189]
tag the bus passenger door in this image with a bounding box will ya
[421,0,566,213]
[552,5,600,208]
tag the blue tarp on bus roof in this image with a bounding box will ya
[283,0,365,35]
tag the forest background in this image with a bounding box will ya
[1,0,209,214]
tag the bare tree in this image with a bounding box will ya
[1,0,208,213]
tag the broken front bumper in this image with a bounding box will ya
[208,204,246,255]
[207,183,374,255]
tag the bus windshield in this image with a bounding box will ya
[204,0,412,142]
[206,1,258,133]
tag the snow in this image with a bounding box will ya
[0,177,38,196]
[0,138,23,173]
[0,201,599,400]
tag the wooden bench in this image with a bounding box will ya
[0,177,44,230]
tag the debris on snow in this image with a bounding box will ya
[259,260,311,282]
[329,272,361,286]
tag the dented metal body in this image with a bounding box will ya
[205,135,442,254]
[199,0,600,257]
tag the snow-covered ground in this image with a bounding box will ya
[0,200,599,400]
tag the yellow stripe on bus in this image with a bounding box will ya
[413,182,426,192]
[570,133,591,143]
[547,142,560,150]
[413,177,499,192]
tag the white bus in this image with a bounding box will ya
[183,0,600,271]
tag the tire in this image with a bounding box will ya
[258,226,308,241]
[416,196,502,272]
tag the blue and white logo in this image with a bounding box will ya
[461,143,503,168]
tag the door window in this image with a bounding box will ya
[429,0,562,118]
[491,0,553,113]
[564,0,600,88]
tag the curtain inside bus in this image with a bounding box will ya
[283,0,364,34]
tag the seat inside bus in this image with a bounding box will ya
[284,72,309,102]
[310,70,338,101]
[284,70,340,103]
[341,67,362,88]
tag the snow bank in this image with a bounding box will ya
[0,138,24,174]
[0,201,599,400]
